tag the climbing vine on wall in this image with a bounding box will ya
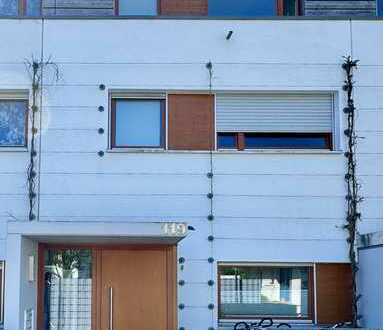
[342,55,362,327]
[25,58,60,221]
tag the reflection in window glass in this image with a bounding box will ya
[219,265,310,318]
[217,133,237,149]
[26,0,41,16]
[244,133,331,149]
[0,100,27,147]
[114,99,163,148]
[118,0,157,15]
[44,249,92,330]
[208,0,276,17]
[0,0,18,16]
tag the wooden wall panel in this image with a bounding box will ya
[168,94,214,150]
[160,0,208,15]
[316,263,353,324]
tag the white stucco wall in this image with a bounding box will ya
[0,18,382,329]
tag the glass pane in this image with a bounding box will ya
[244,134,329,149]
[0,0,18,15]
[26,0,41,16]
[119,0,157,15]
[208,0,276,17]
[43,249,92,330]
[283,0,296,16]
[0,100,27,146]
[217,133,237,149]
[379,0,383,16]
[115,100,162,147]
[219,266,310,318]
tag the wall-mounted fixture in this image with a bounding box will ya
[226,30,233,40]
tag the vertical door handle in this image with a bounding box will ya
[109,286,113,330]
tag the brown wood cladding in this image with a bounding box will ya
[316,263,353,324]
[168,94,214,150]
[159,0,208,15]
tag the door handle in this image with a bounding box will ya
[109,286,113,330]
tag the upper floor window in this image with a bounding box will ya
[117,0,157,15]
[218,264,312,320]
[379,0,383,15]
[216,93,334,150]
[0,98,28,147]
[0,0,40,16]
[208,0,300,16]
[111,98,165,148]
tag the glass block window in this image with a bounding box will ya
[0,100,28,147]
[43,249,93,330]
[219,264,312,319]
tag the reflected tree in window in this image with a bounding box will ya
[0,0,18,15]
[0,100,27,146]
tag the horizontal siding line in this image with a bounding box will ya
[0,172,350,177]
[214,237,345,241]
[0,61,380,67]
[0,193,352,198]
[0,83,345,88]
[2,194,383,198]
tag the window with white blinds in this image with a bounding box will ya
[216,93,334,133]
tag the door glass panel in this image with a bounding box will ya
[43,249,92,330]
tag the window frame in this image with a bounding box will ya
[110,97,166,149]
[217,132,333,151]
[217,263,315,321]
[0,98,29,148]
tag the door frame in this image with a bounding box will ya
[37,243,177,330]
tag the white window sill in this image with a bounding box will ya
[0,147,28,152]
[107,148,343,155]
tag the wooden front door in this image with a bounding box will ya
[98,248,176,330]
[37,245,177,330]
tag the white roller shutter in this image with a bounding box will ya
[216,93,334,133]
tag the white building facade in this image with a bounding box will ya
[0,11,383,330]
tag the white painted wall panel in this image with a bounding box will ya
[38,195,209,217]
[214,196,345,218]
[214,174,345,196]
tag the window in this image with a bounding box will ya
[0,0,40,16]
[111,98,165,148]
[208,0,300,16]
[0,99,28,147]
[216,93,334,150]
[218,264,312,319]
[43,249,92,329]
[217,133,238,149]
[379,0,383,16]
[117,0,157,15]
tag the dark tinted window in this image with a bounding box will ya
[244,133,331,149]
[217,133,237,149]
[208,0,276,16]
[379,0,383,16]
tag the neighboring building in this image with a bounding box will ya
[0,1,382,330]
[358,231,383,329]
